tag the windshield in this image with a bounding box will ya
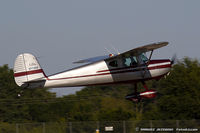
[140,53,148,62]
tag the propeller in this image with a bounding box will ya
[171,54,177,65]
[164,54,177,78]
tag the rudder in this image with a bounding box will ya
[14,53,46,87]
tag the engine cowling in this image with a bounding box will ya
[139,90,157,99]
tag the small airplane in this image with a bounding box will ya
[13,42,173,102]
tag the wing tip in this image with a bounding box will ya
[155,41,169,45]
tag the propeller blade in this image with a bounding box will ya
[171,54,177,65]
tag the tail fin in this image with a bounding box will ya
[14,53,46,87]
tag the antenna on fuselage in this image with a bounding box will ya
[104,47,112,54]
[110,44,120,55]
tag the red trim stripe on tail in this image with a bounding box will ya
[14,69,44,77]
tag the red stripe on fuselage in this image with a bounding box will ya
[53,73,169,87]
[47,63,171,81]
[148,64,171,70]
[149,59,171,64]
[14,60,171,81]
[14,69,44,77]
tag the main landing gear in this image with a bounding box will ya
[125,82,157,102]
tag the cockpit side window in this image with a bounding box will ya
[123,56,138,67]
[130,56,138,66]
[123,57,131,67]
[109,60,118,67]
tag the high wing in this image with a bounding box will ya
[73,41,168,64]
[105,41,168,61]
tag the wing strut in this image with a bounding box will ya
[142,50,154,78]
[147,50,153,66]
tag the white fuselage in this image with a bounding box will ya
[42,59,171,88]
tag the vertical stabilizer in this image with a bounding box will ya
[14,53,46,87]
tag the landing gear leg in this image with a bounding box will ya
[140,81,157,99]
[125,83,141,102]
[125,81,157,102]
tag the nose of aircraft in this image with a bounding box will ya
[147,59,171,80]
